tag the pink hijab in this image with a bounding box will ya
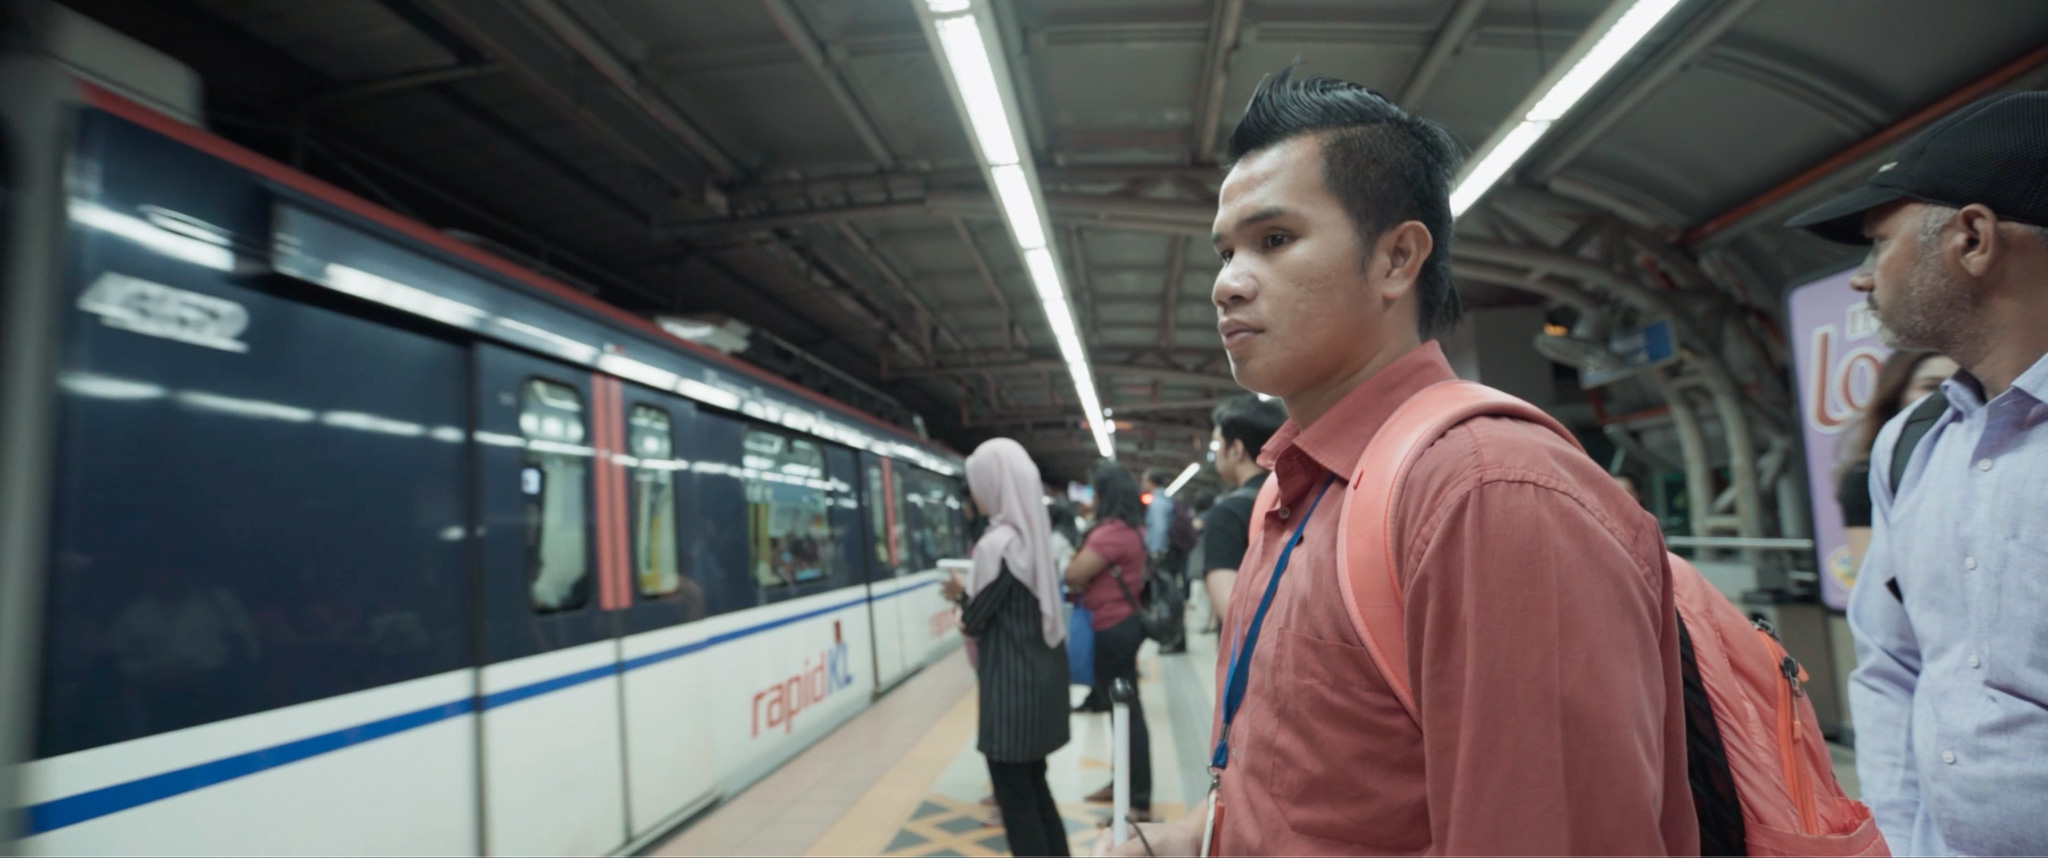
[965,438,1066,648]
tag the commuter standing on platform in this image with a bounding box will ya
[1099,66,1695,856]
[1785,90,2048,857]
[1833,349,1956,573]
[1065,462,1153,820]
[1196,394,1287,634]
[942,438,1072,857]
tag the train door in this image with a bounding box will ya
[895,468,966,672]
[860,453,910,690]
[610,384,719,839]
[473,344,628,856]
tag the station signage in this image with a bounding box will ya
[1787,267,1883,611]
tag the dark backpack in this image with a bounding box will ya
[1167,501,1198,555]
[1877,388,1950,606]
[1886,389,1949,501]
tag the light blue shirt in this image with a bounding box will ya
[1850,349,2048,858]
[1144,494,1173,555]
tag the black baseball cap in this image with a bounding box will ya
[1786,91,2048,244]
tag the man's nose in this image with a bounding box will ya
[1213,264,1254,308]
[1846,249,1877,292]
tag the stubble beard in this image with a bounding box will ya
[1876,245,1982,356]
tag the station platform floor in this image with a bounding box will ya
[649,606,1861,858]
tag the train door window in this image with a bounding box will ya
[520,378,590,612]
[742,429,840,591]
[901,469,965,570]
[629,405,682,598]
[866,459,903,573]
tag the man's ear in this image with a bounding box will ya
[1951,203,2001,279]
[1375,221,1433,302]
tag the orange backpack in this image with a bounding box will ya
[1253,380,1886,857]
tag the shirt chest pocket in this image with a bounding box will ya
[1272,628,1430,851]
[1988,536,2048,706]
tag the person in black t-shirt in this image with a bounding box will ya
[1835,349,1956,573]
[1199,394,1288,633]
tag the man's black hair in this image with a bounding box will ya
[1142,468,1170,488]
[1226,64,1467,339]
[1211,394,1289,463]
[1090,461,1145,534]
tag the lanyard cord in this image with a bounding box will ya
[1211,474,1337,772]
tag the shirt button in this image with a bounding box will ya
[1275,506,1290,520]
[1969,653,1982,669]
[1965,556,1978,570]
[1976,458,1993,471]
[1942,749,1957,765]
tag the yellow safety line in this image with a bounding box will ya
[805,691,980,856]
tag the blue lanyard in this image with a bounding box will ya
[1211,475,1336,773]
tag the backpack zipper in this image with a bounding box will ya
[1755,623,1821,834]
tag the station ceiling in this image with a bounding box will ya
[65,0,2048,481]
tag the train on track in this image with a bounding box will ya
[1,43,973,855]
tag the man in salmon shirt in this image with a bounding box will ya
[1098,65,1697,856]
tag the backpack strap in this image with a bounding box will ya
[1887,388,1949,501]
[1337,380,1581,725]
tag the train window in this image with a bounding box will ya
[899,468,966,571]
[742,429,841,590]
[520,378,590,612]
[629,405,683,598]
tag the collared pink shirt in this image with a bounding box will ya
[1212,342,1698,856]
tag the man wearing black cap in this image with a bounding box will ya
[1787,90,2048,857]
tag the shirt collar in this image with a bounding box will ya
[1943,348,2048,413]
[1257,341,1460,481]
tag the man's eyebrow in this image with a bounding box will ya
[1211,207,1290,246]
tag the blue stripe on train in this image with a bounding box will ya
[23,578,940,835]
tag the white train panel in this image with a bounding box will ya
[17,671,477,856]
[479,640,628,857]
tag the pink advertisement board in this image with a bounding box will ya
[1786,266,1886,611]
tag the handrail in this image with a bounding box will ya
[1665,535,1815,551]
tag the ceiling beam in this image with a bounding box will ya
[411,0,728,188]
[668,193,1216,238]
[1190,0,1246,161]
[1158,235,1187,346]
[835,222,963,352]
[760,0,895,168]
[888,359,1239,390]
[1398,0,1487,108]
[312,61,502,103]
[953,219,1020,348]
[1683,42,2048,247]
[1700,42,1888,135]
[1527,0,1766,184]
[1067,226,1101,351]
[1106,396,1231,416]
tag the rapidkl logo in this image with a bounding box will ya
[752,620,856,737]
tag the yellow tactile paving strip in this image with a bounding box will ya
[873,793,1188,858]
[805,692,982,856]
[655,609,1222,857]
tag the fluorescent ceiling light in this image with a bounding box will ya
[991,164,1046,249]
[1448,0,1689,217]
[933,15,1018,166]
[1163,462,1200,497]
[1041,297,1076,336]
[1450,120,1550,216]
[1024,247,1063,302]
[922,0,1110,459]
[1526,0,1687,121]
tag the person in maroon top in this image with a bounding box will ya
[1098,66,1696,856]
[1065,461,1153,818]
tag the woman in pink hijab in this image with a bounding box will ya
[941,438,1072,856]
